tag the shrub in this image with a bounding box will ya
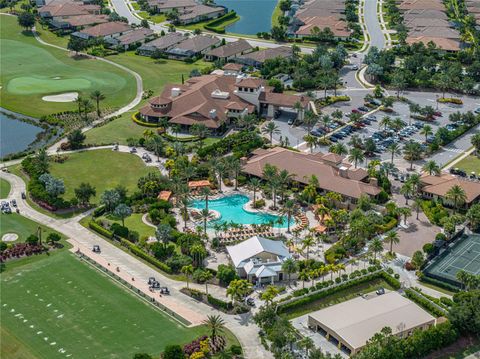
[163,344,184,359]
[131,112,161,127]
[204,11,237,33]
[89,221,113,239]
[254,199,266,208]
[197,131,264,159]
[437,97,463,104]
[119,238,172,274]
[110,223,129,238]
[229,345,242,355]
[421,200,449,226]
[207,294,233,311]
[404,289,446,317]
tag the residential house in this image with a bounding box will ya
[222,62,244,76]
[165,35,221,60]
[105,28,155,50]
[226,236,292,284]
[234,46,293,68]
[72,21,133,40]
[293,15,351,39]
[137,32,185,56]
[177,4,225,25]
[420,173,480,208]
[50,14,109,30]
[39,1,100,19]
[204,39,253,62]
[138,74,311,131]
[146,0,196,13]
[241,148,382,202]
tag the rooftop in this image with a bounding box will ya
[205,39,253,58]
[421,173,480,204]
[79,21,132,37]
[226,236,290,268]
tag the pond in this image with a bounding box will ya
[0,112,43,158]
[190,194,293,228]
[216,0,277,35]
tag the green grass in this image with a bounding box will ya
[131,1,140,10]
[137,11,166,23]
[282,278,394,319]
[48,149,156,203]
[84,54,209,145]
[0,250,210,359]
[101,213,156,237]
[34,22,69,48]
[0,15,136,117]
[1,178,11,198]
[271,1,283,27]
[0,212,65,243]
[454,155,480,174]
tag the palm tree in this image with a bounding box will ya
[403,141,423,170]
[446,184,467,213]
[74,95,83,114]
[422,160,440,176]
[370,237,383,262]
[387,143,402,164]
[210,157,227,192]
[400,182,413,205]
[303,134,318,153]
[385,230,400,254]
[202,315,225,342]
[329,142,348,156]
[398,206,412,225]
[199,186,211,211]
[248,178,262,208]
[348,147,365,168]
[262,121,280,145]
[298,270,310,289]
[413,197,423,220]
[281,258,298,287]
[148,135,163,162]
[471,133,480,155]
[277,169,294,203]
[379,116,392,131]
[181,264,194,289]
[227,157,242,190]
[281,200,298,233]
[303,110,318,133]
[380,162,396,179]
[80,98,92,121]
[302,236,315,259]
[90,90,105,117]
[200,208,209,235]
[408,103,421,125]
[420,124,433,143]
[263,164,279,209]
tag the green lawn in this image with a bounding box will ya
[101,213,156,238]
[1,178,11,198]
[138,11,166,23]
[271,1,283,27]
[454,155,480,174]
[282,278,394,319]
[49,149,156,203]
[131,1,140,10]
[0,15,136,117]
[84,55,209,145]
[0,251,209,359]
[0,213,65,243]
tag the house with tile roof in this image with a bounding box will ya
[420,173,480,207]
[226,236,292,284]
[165,35,221,60]
[234,46,293,68]
[204,39,253,62]
[241,147,382,202]
[72,21,133,40]
[137,32,185,56]
[105,28,155,50]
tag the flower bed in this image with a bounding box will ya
[437,97,463,105]
[0,243,46,262]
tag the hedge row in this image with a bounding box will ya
[207,294,233,311]
[119,238,173,274]
[375,218,398,233]
[161,132,200,143]
[131,112,161,128]
[437,97,463,105]
[204,11,237,33]
[277,271,400,314]
[418,273,459,293]
[89,221,113,239]
[404,289,446,317]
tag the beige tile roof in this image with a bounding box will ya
[206,39,253,58]
[242,147,381,199]
[398,0,446,11]
[236,46,293,64]
[40,2,93,16]
[223,63,243,71]
[421,173,480,204]
[406,36,461,51]
[178,4,225,21]
[80,21,132,37]
[295,15,352,37]
[139,32,184,51]
[63,14,108,27]
[112,28,154,45]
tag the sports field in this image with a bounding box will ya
[1,251,206,359]
[424,234,480,284]
[0,15,136,117]
[49,149,156,203]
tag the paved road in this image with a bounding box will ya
[0,172,272,359]
[364,0,385,50]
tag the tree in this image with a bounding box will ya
[370,237,383,262]
[413,197,423,220]
[398,207,412,225]
[39,173,65,198]
[471,133,480,155]
[302,236,315,259]
[271,25,286,41]
[379,116,392,131]
[446,184,467,213]
[100,189,120,212]
[90,90,106,117]
[400,182,413,205]
[114,203,132,227]
[200,208,209,235]
[226,279,252,304]
[348,147,365,168]
[303,134,318,153]
[281,258,297,286]
[199,269,213,293]
[422,160,440,176]
[403,141,422,170]
[203,314,225,342]
[420,124,433,144]
[227,156,242,191]
[385,231,399,254]
[449,290,480,335]
[155,223,172,249]
[67,129,86,149]
[411,250,424,269]
[263,164,280,209]
[248,178,262,208]
[74,182,96,206]
[281,200,298,233]
[133,354,153,359]
[140,19,150,28]
[262,121,280,145]
[163,345,183,359]
[466,203,480,231]
[67,36,86,55]
[329,142,348,156]
[47,232,61,245]
[391,69,408,98]
[17,11,35,30]
[189,123,209,139]
[36,148,49,174]
[261,285,280,305]
[216,264,238,286]
[181,264,194,289]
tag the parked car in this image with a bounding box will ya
[287,118,295,126]
[358,106,369,112]
[351,109,360,114]
[130,147,137,153]
[474,107,480,114]
[246,297,255,306]
[21,192,26,199]
[352,64,359,70]
[10,199,17,207]
[92,245,101,253]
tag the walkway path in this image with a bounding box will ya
[1,172,272,358]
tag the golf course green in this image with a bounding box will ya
[0,15,136,117]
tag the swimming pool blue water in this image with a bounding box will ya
[190,194,293,228]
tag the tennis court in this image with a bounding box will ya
[424,234,480,285]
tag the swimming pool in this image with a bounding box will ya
[190,194,293,228]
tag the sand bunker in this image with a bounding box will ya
[2,233,18,242]
[42,92,78,103]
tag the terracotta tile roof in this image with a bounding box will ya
[259,92,310,108]
[63,14,108,26]
[40,2,92,16]
[157,191,172,201]
[110,28,154,45]
[242,147,380,199]
[406,36,461,51]
[206,39,253,58]
[139,32,184,51]
[188,180,211,188]
[236,46,293,64]
[402,9,448,20]
[235,77,265,88]
[295,15,352,37]
[223,63,243,71]
[80,21,132,37]
[421,173,480,204]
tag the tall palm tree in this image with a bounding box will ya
[329,142,348,156]
[281,200,298,233]
[199,186,211,211]
[398,206,412,225]
[400,182,413,204]
[422,160,440,176]
[74,95,83,114]
[80,98,92,121]
[248,177,262,208]
[277,169,294,203]
[262,121,280,145]
[281,258,298,287]
[408,103,421,125]
[298,270,310,289]
[200,208,210,235]
[379,116,392,131]
[181,264,194,289]
[302,236,315,259]
[303,110,318,133]
[209,157,227,192]
[420,124,433,143]
[202,315,225,342]
[148,135,163,162]
[90,90,105,117]
[385,230,400,254]
[380,162,396,179]
[143,129,154,141]
[370,237,383,262]
[303,134,318,153]
[413,197,422,220]
[446,184,467,213]
[227,157,242,190]
[263,164,280,209]
[348,147,365,168]
[403,141,423,170]
[387,143,402,164]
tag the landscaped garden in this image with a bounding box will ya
[0,250,227,358]
[0,15,136,117]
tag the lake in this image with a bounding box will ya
[0,112,43,158]
[216,0,277,35]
